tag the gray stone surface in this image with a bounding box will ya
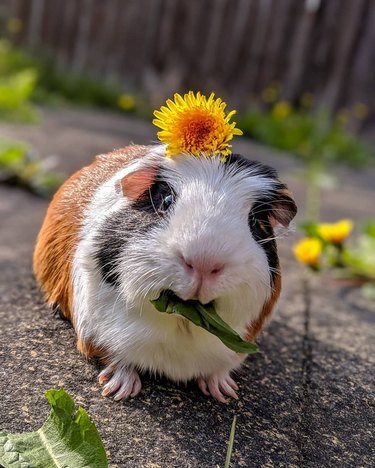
[0,107,374,467]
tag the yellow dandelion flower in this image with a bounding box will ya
[318,219,353,245]
[353,103,369,120]
[294,238,322,266]
[118,94,135,111]
[153,91,243,157]
[7,17,23,34]
[335,108,349,125]
[272,101,292,119]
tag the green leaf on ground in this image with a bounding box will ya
[0,388,108,468]
[151,290,258,354]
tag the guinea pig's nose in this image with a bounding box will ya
[181,255,224,278]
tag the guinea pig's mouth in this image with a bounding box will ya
[151,289,215,313]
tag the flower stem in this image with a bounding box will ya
[306,161,322,222]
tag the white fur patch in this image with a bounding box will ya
[72,147,278,381]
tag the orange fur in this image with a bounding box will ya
[77,336,108,360]
[245,269,282,341]
[33,145,149,330]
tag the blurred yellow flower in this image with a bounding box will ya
[153,91,242,157]
[352,103,369,120]
[272,101,291,119]
[294,238,322,266]
[118,94,135,111]
[335,108,349,125]
[7,17,23,34]
[300,92,314,108]
[262,87,278,103]
[318,219,353,244]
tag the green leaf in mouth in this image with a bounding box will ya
[151,290,258,354]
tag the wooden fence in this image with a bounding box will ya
[1,0,375,117]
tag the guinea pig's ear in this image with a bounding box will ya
[269,188,297,228]
[115,165,158,201]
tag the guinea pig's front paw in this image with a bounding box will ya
[197,373,239,403]
[99,365,142,401]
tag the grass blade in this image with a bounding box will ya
[224,416,237,468]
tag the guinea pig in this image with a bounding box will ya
[33,144,296,403]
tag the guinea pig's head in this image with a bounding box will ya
[95,146,296,309]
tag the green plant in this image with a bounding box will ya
[32,58,122,108]
[239,105,372,167]
[295,219,375,298]
[0,41,39,122]
[341,220,375,281]
[0,41,63,196]
[0,139,63,197]
[0,39,138,112]
[224,416,237,468]
[238,102,374,220]
[0,388,108,468]
[0,68,39,121]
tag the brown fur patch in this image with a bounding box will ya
[33,145,150,356]
[245,269,282,341]
[77,336,107,359]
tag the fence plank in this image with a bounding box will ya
[260,0,293,88]
[8,0,375,115]
[72,0,94,72]
[283,0,320,102]
[319,0,367,110]
[2,0,26,44]
[346,1,375,132]
[240,0,274,94]
[26,0,44,50]
[223,0,253,74]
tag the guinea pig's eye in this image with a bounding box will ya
[160,193,174,212]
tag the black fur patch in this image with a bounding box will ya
[95,179,173,287]
[225,154,281,284]
[249,200,279,284]
[226,153,280,180]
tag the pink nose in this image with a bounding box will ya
[181,255,224,278]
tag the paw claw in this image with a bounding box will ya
[130,377,142,397]
[113,392,127,402]
[220,381,238,400]
[226,376,239,391]
[198,373,239,403]
[99,366,141,400]
[198,378,210,396]
[101,387,113,397]
[98,367,113,385]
